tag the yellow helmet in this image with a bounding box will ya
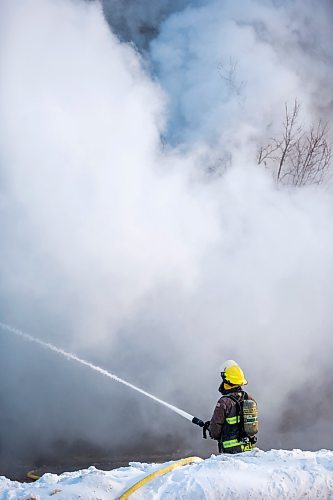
[222,364,247,386]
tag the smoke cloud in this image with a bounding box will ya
[0,0,333,467]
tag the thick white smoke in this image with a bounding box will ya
[0,0,333,464]
[0,0,217,349]
[151,0,333,146]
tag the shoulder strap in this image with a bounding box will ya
[223,390,247,403]
[223,393,242,414]
[223,392,246,439]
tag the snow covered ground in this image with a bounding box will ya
[1,449,332,499]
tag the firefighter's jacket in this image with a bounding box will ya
[209,388,255,453]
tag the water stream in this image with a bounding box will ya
[0,321,194,422]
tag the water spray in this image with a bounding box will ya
[0,322,205,429]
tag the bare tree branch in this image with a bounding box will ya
[218,57,246,96]
[258,100,332,186]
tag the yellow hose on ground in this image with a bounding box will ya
[26,471,40,481]
[118,456,203,500]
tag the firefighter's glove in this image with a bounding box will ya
[202,420,210,439]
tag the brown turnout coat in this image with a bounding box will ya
[209,389,255,446]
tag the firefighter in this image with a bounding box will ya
[208,360,258,454]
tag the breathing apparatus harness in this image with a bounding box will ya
[222,390,257,448]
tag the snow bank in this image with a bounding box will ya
[1,449,333,499]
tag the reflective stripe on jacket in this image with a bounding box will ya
[209,390,255,453]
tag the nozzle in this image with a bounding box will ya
[192,416,205,427]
